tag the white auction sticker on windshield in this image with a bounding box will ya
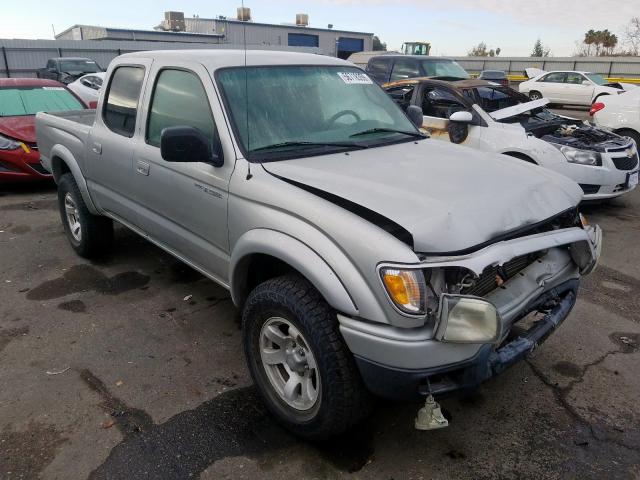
[42,87,65,90]
[337,72,373,85]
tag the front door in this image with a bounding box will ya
[564,72,594,105]
[131,63,233,283]
[419,85,483,148]
[536,72,567,103]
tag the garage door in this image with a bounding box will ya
[337,37,364,53]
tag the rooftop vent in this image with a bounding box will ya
[296,14,309,26]
[163,11,186,31]
[237,7,251,21]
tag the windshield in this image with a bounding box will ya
[480,71,506,79]
[421,60,469,79]
[59,59,100,73]
[465,86,532,113]
[217,65,420,160]
[0,87,84,117]
[585,73,607,85]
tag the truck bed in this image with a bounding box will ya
[35,110,95,176]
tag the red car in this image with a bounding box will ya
[0,78,87,182]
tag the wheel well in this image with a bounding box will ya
[593,93,610,102]
[503,152,538,164]
[51,156,71,182]
[234,253,300,307]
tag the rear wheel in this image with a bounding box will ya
[58,173,113,258]
[242,274,371,440]
[528,90,543,101]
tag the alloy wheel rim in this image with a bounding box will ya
[259,317,320,411]
[64,193,82,242]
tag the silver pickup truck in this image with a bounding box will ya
[36,50,601,439]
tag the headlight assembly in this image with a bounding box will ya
[0,134,21,151]
[436,295,501,343]
[380,267,427,315]
[551,143,601,166]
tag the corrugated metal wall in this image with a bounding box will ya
[451,56,640,78]
[0,38,320,77]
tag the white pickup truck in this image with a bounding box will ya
[36,50,601,438]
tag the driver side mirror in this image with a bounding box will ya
[449,111,474,123]
[582,80,591,86]
[160,126,223,167]
[406,105,424,128]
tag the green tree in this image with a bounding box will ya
[531,38,551,57]
[372,35,387,51]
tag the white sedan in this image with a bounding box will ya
[66,72,106,107]
[591,86,640,147]
[519,70,630,106]
[384,78,638,200]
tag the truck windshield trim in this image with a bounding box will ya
[215,65,423,162]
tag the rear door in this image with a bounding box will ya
[536,72,567,102]
[131,62,233,281]
[86,60,152,228]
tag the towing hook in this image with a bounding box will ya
[415,394,449,431]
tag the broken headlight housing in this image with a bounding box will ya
[380,268,427,315]
[435,295,501,343]
[552,144,602,166]
[0,134,21,151]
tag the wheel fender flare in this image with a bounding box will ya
[230,229,358,316]
[50,144,99,215]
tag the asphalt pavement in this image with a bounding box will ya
[1,156,639,479]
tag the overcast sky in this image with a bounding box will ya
[1,0,638,56]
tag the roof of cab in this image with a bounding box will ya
[118,50,351,70]
[383,78,492,89]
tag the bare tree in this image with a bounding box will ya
[624,17,640,55]
[467,42,500,57]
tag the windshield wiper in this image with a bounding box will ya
[250,141,368,152]
[349,127,425,139]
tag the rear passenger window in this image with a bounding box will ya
[103,66,145,137]
[146,69,217,149]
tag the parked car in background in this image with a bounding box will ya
[36,50,600,438]
[67,72,106,108]
[591,87,640,148]
[384,78,638,200]
[518,70,631,106]
[365,54,469,84]
[0,78,86,182]
[37,57,103,84]
[478,70,509,87]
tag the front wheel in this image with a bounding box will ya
[58,173,113,258]
[242,275,371,440]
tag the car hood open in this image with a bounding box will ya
[262,140,582,253]
[489,98,550,121]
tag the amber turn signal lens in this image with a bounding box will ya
[381,268,426,315]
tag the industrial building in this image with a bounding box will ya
[55,8,373,59]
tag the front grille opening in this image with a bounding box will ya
[611,153,639,171]
[442,251,545,298]
[579,183,600,195]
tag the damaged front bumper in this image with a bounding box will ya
[339,225,601,401]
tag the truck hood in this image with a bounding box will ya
[0,116,36,143]
[262,140,582,253]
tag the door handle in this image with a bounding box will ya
[136,160,150,176]
[91,142,102,155]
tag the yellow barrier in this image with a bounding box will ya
[471,73,640,84]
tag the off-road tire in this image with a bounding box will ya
[242,274,372,440]
[57,173,113,258]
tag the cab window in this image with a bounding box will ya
[146,69,218,150]
[103,66,145,137]
[565,72,587,84]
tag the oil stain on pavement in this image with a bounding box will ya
[85,373,375,479]
[26,264,150,301]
